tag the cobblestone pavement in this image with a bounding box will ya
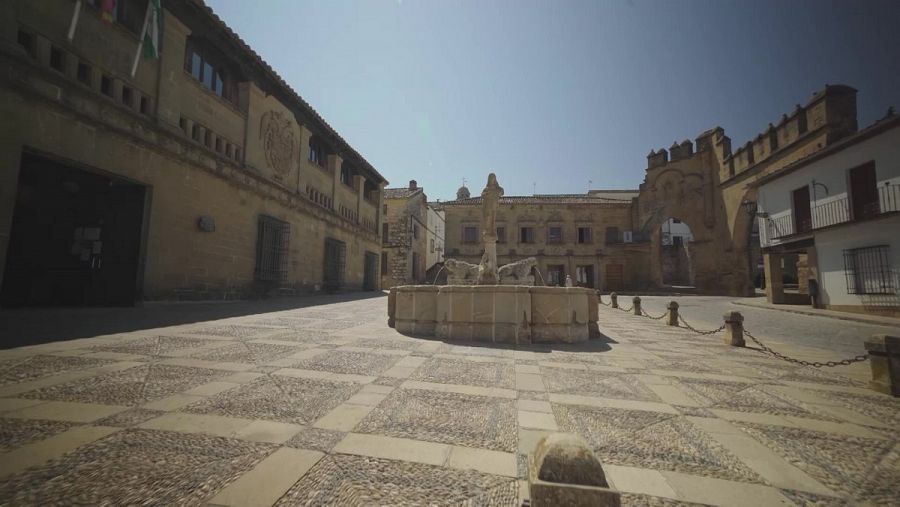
[0,294,898,506]
[637,295,900,359]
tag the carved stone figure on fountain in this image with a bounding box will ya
[476,173,504,285]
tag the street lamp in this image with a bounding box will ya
[743,199,767,218]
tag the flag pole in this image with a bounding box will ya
[130,1,153,77]
[67,0,83,41]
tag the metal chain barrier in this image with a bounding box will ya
[600,296,870,368]
[677,315,726,335]
[743,328,868,368]
[598,294,611,307]
[641,308,667,320]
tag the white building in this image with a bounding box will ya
[754,112,900,317]
[661,218,694,246]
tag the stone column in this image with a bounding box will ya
[610,292,618,309]
[666,301,679,326]
[327,153,343,210]
[864,335,899,397]
[297,124,313,194]
[763,253,785,304]
[723,311,745,347]
[632,296,641,316]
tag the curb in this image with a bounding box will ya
[731,300,900,327]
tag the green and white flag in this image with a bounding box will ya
[131,0,161,76]
[143,0,161,59]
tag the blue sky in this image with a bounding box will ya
[206,0,900,200]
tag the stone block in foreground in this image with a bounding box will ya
[528,433,620,507]
[865,334,900,397]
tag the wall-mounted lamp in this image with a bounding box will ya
[741,199,757,216]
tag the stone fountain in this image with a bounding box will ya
[387,174,599,344]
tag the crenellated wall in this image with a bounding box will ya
[635,85,859,296]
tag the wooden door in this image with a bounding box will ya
[849,162,878,219]
[605,264,624,291]
[792,186,811,234]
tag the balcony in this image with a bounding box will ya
[765,182,900,243]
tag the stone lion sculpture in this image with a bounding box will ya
[499,257,537,285]
[444,258,479,285]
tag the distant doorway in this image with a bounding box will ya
[575,265,594,288]
[605,264,623,291]
[1,153,146,307]
[363,251,378,291]
[659,218,694,287]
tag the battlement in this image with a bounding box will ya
[722,84,857,179]
[644,85,858,177]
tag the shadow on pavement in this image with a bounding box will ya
[0,291,386,349]
[394,330,618,354]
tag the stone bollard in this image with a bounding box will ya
[632,296,641,316]
[610,292,618,309]
[387,288,397,328]
[723,311,745,347]
[666,301,679,326]
[528,433,621,507]
[864,335,899,397]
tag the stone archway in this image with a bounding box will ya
[658,217,695,287]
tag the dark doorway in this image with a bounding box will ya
[323,238,346,292]
[363,251,378,291]
[849,162,878,220]
[1,153,146,307]
[547,264,565,286]
[792,186,812,233]
[605,264,623,291]
[575,265,594,288]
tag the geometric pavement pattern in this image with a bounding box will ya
[0,294,896,506]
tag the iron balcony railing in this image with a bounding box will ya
[766,213,794,240]
[768,183,899,241]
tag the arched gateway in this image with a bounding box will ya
[633,85,858,296]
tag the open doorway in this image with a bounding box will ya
[659,218,694,287]
[1,153,147,307]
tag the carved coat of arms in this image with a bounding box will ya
[259,111,295,176]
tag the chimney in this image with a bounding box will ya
[409,180,417,190]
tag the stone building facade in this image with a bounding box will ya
[439,192,645,290]
[441,85,861,296]
[381,181,429,288]
[0,0,387,305]
[633,84,859,295]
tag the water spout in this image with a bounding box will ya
[533,267,547,286]
[431,265,447,285]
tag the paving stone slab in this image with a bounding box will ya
[184,375,359,425]
[356,387,517,452]
[274,453,517,506]
[19,364,228,405]
[0,428,274,504]
[0,355,112,386]
[0,417,75,453]
[291,350,402,376]
[410,357,515,389]
[553,404,763,483]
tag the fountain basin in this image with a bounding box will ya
[389,285,599,344]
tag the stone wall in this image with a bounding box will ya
[0,1,386,300]
[381,190,428,288]
[441,200,649,290]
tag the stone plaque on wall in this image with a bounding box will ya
[259,110,295,176]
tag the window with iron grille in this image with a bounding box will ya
[462,226,478,243]
[843,245,894,295]
[254,216,290,282]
